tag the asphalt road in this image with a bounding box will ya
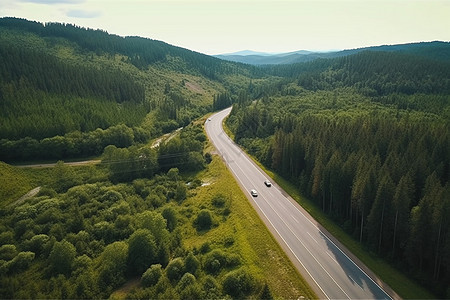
[205,107,395,300]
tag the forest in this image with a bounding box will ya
[0,17,262,162]
[226,50,450,297]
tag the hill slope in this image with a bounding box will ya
[0,17,263,161]
[215,41,450,65]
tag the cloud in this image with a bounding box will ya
[66,9,101,18]
[19,0,83,4]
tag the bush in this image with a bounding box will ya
[222,268,257,298]
[141,264,162,287]
[0,244,17,260]
[72,255,92,276]
[226,253,241,267]
[5,251,35,274]
[201,275,221,299]
[184,252,200,275]
[194,209,213,230]
[174,184,187,202]
[98,241,128,290]
[176,272,196,291]
[162,207,177,232]
[177,273,201,300]
[199,241,211,254]
[185,152,205,171]
[204,152,212,164]
[259,283,274,300]
[203,249,227,274]
[166,257,184,282]
[224,236,235,247]
[22,234,50,257]
[212,194,226,208]
[127,229,157,276]
[48,240,76,275]
[147,194,165,208]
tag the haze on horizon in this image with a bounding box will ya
[1,0,449,55]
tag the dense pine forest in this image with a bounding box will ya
[1,16,450,298]
[226,50,450,297]
[0,17,260,162]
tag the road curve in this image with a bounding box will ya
[205,107,395,300]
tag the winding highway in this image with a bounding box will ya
[205,107,396,300]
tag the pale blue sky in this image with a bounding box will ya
[1,0,449,54]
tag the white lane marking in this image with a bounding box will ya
[348,275,364,291]
[307,232,319,245]
[326,251,339,265]
[291,214,299,224]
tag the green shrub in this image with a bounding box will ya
[184,252,200,275]
[194,209,213,230]
[22,234,50,257]
[203,249,227,274]
[72,255,92,277]
[147,194,164,208]
[177,273,201,300]
[166,257,184,282]
[204,153,213,166]
[162,207,177,232]
[212,194,226,208]
[49,240,76,275]
[127,229,157,276]
[174,184,187,202]
[199,241,211,254]
[224,236,235,247]
[201,275,222,299]
[176,272,196,291]
[6,251,35,273]
[98,241,128,290]
[226,253,241,267]
[141,264,162,287]
[259,283,274,300]
[222,268,257,298]
[0,244,17,260]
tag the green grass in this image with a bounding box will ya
[248,156,436,299]
[182,154,317,299]
[0,162,34,207]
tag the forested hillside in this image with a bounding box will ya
[0,17,262,162]
[227,50,450,297]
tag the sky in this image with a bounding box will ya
[1,0,449,55]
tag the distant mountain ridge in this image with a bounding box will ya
[215,41,450,65]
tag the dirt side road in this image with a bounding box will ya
[14,160,101,168]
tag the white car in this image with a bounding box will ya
[250,189,258,197]
[264,180,272,187]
